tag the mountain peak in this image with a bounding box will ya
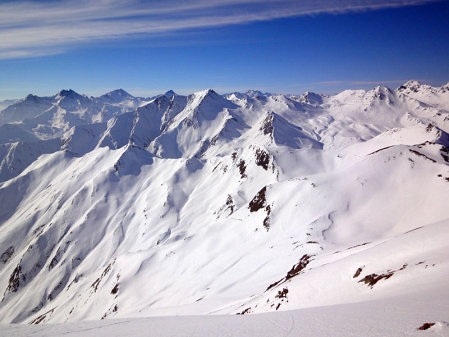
[110,88,132,96]
[56,89,83,100]
[24,93,40,101]
[439,82,449,92]
[397,80,421,92]
[246,89,271,98]
[198,88,218,96]
[164,90,177,98]
[190,89,223,103]
[100,89,134,102]
[371,85,391,91]
[298,91,323,105]
[368,85,394,98]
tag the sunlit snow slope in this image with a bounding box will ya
[0,81,448,326]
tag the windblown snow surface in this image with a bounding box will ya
[0,81,449,336]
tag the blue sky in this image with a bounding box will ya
[0,0,448,100]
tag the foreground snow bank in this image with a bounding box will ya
[1,288,448,337]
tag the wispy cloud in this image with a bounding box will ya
[0,0,441,59]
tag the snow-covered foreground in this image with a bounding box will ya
[0,81,448,335]
[2,290,449,336]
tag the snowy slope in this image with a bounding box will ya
[0,82,448,336]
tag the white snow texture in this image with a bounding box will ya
[0,81,449,336]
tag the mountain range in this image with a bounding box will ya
[0,81,448,335]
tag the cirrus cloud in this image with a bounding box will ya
[0,0,442,59]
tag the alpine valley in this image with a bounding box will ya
[0,81,449,336]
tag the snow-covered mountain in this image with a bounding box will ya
[0,81,448,335]
[0,89,150,144]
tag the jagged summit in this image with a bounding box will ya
[366,86,396,103]
[24,93,40,101]
[439,82,449,92]
[397,80,421,92]
[245,89,272,98]
[246,89,264,97]
[297,91,323,105]
[55,89,84,100]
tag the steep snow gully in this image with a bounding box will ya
[0,82,448,336]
